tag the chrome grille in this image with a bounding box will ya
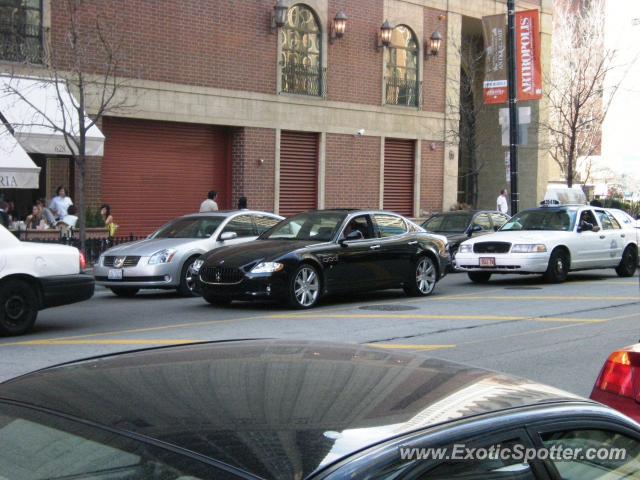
[201,266,244,284]
[473,242,511,254]
[103,256,141,268]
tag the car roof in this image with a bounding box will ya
[0,340,584,480]
[180,209,282,218]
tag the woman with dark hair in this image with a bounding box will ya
[49,186,73,220]
[237,196,248,209]
[101,204,117,238]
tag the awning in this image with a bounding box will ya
[0,124,41,189]
[0,76,105,156]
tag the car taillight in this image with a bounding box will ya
[79,251,86,272]
[594,350,640,402]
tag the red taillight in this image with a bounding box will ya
[79,251,86,272]
[594,350,640,401]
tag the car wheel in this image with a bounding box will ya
[202,293,232,307]
[0,279,38,336]
[178,256,200,297]
[404,256,437,296]
[615,246,638,277]
[288,264,321,309]
[109,287,139,298]
[544,249,569,283]
[468,272,492,283]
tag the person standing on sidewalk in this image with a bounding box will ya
[497,189,509,215]
[200,191,218,212]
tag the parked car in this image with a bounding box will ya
[0,225,94,336]
[1,340,640,479]
[608,208,640,231]
[194,209,450,308]
[455,204,638,283]
[94,210,283,297]
[591,342,640,423]
[421,210,510,267]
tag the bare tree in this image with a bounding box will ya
[542,0,621,187]
[445,34,499,208]
[1,0,131,250]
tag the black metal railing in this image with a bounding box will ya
[0,22,43,64]
[17,233,146,266]
[280,62,326,97]
[385,77,422,107]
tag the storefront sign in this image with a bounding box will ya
[0,175,18,188]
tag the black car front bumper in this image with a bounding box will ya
[40,274,95,309]
[198,271,290,302]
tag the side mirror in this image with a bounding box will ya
[219,231,238,241]
[467,225,482,237]
[339,230,364,246]
[493,225,500,232]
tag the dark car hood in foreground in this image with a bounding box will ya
[203,239,321,266]
[430,231,469,245]
[0,341,581,480]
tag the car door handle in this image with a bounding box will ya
[408,241,418,245]
[370,245,381,250]
[620,234,625,238]
[599,235,606,239]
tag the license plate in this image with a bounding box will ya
[479,257,496,267]
[108,269,123,280]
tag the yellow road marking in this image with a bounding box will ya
[268,313,606,323]
[12,339,197,346]
[366,343,456,351]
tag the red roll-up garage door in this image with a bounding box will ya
[279,131,318,217]
[383,138,415,216]
[102,117,230,236]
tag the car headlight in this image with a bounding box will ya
[458,244,472,253]
[251,262,284,273]
[148,249,177,265]
[511,244,547,253]
[191,258,204,274]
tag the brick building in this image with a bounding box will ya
[1,0,553,235]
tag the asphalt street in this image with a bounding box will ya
[1,270,638,396]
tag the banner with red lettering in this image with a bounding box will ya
[482,14,508,104]
[515,9,542,101]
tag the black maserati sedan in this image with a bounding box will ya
[1,340,639,480]
[193,209,450,308]
[421,210,510,263]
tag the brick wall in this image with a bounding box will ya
[327,0,383,105]
[423,7,447,113]
[325,134,380,209]
[74,156,102,212]
[47,157,70,200]
[50,0,277,94]
[421,141,444,215]
[232,128,276,212]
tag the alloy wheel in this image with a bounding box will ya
[294,266,320,307]
[416,257,436,294]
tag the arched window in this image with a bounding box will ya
[385,25,420,107]
[280,4,323,97]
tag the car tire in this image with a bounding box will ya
[109,287,139,298]
[404,256,437,297]
[468,272,492,283]
[615,246,638,277]
[202,293,232,307]
[287,264,321,309]
[177,256,200,297]
[544,249,569,283]
[0,279,38,336]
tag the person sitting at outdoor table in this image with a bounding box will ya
[49,186,73,220]
[37,199,56,227]
[58,205,78,229]
[25,205,43,229]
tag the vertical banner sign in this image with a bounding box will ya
[482,14,508,104]
[515,9,542,101]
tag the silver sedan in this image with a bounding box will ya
[94,210,283,297]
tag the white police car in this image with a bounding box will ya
[455,204,638,283]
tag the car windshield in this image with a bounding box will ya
[260,212,347,241]
[422,214,473,233]
[500,209,577,231]
[150,217,225,239]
